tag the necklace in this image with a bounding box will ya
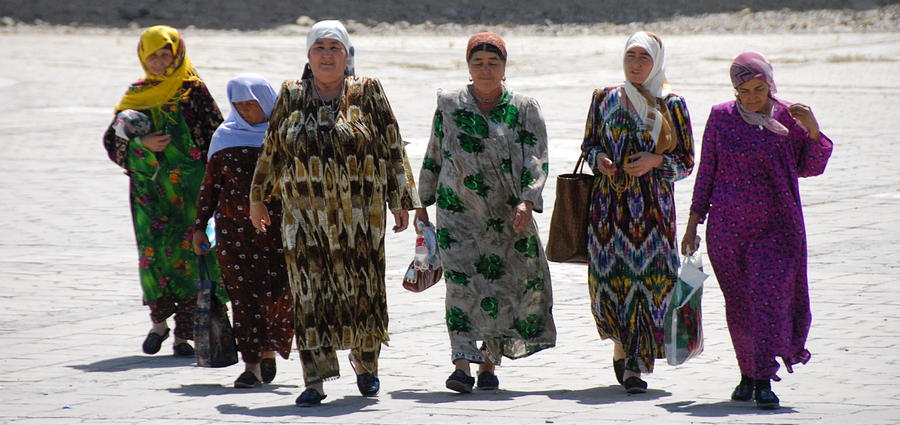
[312,79,343,129]
[469,85,502,103]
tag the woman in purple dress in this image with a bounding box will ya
[681,52,833,409]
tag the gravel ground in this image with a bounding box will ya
[0,2,898,35]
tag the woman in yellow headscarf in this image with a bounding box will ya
[103,25,223,357]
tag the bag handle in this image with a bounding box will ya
[573,154,587,174]
[198,254,210,284]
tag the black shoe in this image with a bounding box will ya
[172,342,194,357]
[731,375,754,402]
[356,373,380,397]
[623,376,648,394]
[476,371,499,390]
[142,329,169,355]
[295,387,327,407]
[445,369,475,393]
[234,371,262,388]
[613,358,625,385]
[260,358,277,384]
[754,380,780,410]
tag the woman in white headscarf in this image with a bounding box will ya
[248,20,420,406]
[580,32,694,393]
[192,73,293,389]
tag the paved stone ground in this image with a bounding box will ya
[0,30,899,425]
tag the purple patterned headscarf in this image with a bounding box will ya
[730,51,788,135]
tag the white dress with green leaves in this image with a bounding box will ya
[419,87,556,364]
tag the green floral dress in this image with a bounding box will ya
[103,81,222,305]
[419,87,556,364]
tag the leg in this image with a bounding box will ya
[171,296,196,356]
[350,341,382,397]
[143,296,175,355]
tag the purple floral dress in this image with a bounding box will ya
[689,100,833,381]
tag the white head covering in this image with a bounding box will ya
[305,20,355,76]
[207,73,278,159]
[621,31,670,145]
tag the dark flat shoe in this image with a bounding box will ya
[142,329,169,355]
[755,388,780,409]
[476,371,499,390]
[234,371,262,388]
[613,358,625,385]
[295,388,327,407]
[731,375,753,402]
[445,369,475,394]
[356,373,380,397]
[623,376,648,394]
[260,358,277,384]
[172,342,194,357]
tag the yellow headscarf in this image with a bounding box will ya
[115,25,201,113]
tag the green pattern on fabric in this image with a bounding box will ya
[481,297,500,319]
[520,167,535,189]
[447,307,474,333]
[452,109,488,138]
[436,185,467,213]
[515,129,537,146]
[443,149,453,160]
[485,218,504,233]
[512,314,545,339]
[475,254,505,280]
[542,162,549,174]
[500,158,512,174]
[423,157,441,174]
[436,227,459,250]
[488,98,519,130]
[515,236,539,258]
[525,277,545,292]
[445,270,471,285]
[506,194,521,207]
[463,173,491,197]
[458,133,485,154]
[433,109,444,140]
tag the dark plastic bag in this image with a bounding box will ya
[194,255,239,368]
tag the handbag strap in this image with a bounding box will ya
[198,254,210,284]
[573,154,587,174]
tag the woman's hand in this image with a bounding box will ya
[392,209,409,233]
[595,153,616,177]
[250,202,271,233]
[512,201,534,233]
[141,131,171,152]
[624,152,663,177]
[788,103,820,140]
[192,229,210,255]
[680,213,702,255]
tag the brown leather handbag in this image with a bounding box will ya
[545,155,595,264]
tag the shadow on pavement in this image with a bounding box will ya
[216,396,379,417]
[69,355,195,372]
[168,383,298,397]
[657,400,798,417]
[390,385,670,404]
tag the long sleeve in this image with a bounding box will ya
[785,117,833,178]
[102,117,131,169]
[365,78,421,211]
[517,97,549,213]
[689,107,720,223]
[657,95,695,182]
[182,81,223,162]
[418,107,445,207]
[250,82,290,204]
[194,154,222,232]
[581,88,611,175]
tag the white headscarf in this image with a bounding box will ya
[207,73,278,159]
[621,31,670,145]
[305,20,355,76]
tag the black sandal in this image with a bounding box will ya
[234,370,262,388]
[260,358,277,384]
[142,328,169,355]
[295,387,327,407]
[623,376,648,394]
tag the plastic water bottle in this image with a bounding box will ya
[414,234,428,269]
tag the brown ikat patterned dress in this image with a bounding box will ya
[250,76,419,383]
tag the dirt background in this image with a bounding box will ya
[1,0,898,31]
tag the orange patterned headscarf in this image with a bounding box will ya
[466,32,507,61]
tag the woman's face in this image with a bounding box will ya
[468,50,505,91]
[233,100,265,125]
[624,46,653,85]
[736,78,770,113]
[308,38,347,82]
[145,46,175,76]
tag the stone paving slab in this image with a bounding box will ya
[1,30,899,424]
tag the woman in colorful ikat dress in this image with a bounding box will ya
[192,74,294,389]
[681,51,832,410]
[581,31,694,393]
[248,20,420,406]
[102,25,223,357]
[416,32,556,394]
